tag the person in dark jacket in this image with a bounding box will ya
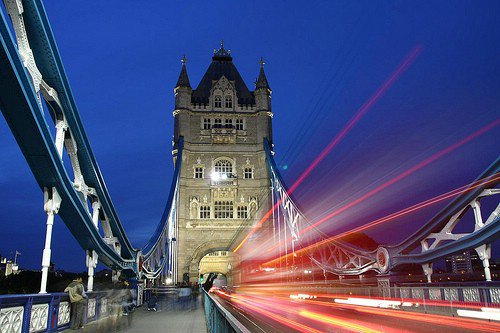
[64,276,87,330]
[203,273,217,292]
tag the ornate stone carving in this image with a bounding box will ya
[100,298,108,315]
[29,304,48,333]
[58,302,70,326]
[444,288,458,301]
[189,197,199,219]
[0,306,24,333]
[429,288,442,300]
[463,288,480,302]
[377,279,391,298]
[400,288,410,299]
[211,129,236,144]
[411,288,423,299]
[490,288,500,303]
[87,298,96,318]
[213,188,236,200]
[212,75,234,94]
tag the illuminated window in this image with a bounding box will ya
[225,96,232,108]
[203,118,211,130]
[237,206,248,219]
[199,206,210,219]
[194,167,204,179]
[215,201,233,219]
[236,119,244,130]
[214,96,222,108]
[214,159,233,178]
[243,167,253,179]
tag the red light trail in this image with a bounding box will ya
[214,288,500,332]
[234,44,423,253]
[287,45,423,194]
[263,172,499,266]
[300,119,500,235]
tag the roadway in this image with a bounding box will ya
[212,290,500,333]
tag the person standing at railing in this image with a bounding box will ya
[64,276,87,330]
[178,282,192,310]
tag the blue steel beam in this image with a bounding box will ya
[142,138,183,259]
[0,8,134,271]
[391,217,499,267]
[263,139,375,261]
[19,0,136,260]
[263,138,499,275]
[391,158,500,255]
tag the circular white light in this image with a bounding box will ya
[211,172,220,181]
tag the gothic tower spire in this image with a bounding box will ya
[255,57,270,90]
[254,57,271,111]
[174,54,192,110]
[175,54,191,88]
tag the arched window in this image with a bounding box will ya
[225,96,232,108]
[199,206,210,219]
[214,96,222,108]
[237,206,248,219]
[243,167,253,179]
[215,201,233,219]
[214,159,233,179]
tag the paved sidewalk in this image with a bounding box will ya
[66,300,207,333]
[121,305,207,333]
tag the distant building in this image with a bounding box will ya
[446,251,480,274]
[4,261,20,276]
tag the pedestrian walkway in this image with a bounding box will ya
[64,296,207,333]
[122,305,207,333]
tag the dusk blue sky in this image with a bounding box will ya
[0,1,498,272]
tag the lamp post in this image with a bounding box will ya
[227,262,233,286]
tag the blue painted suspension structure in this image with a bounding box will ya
[0,0,180,279]
[264,139,500,279]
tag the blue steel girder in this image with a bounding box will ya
[141,138,183,279]
[309,241,378,276]
[18,0,136,259]
[0,6,134,271]
[263,139,379,275]
[391,158,499,255]
[0,0,190,279]
[386,159,500,270]
[263,138,499,276]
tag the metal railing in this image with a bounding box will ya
[0,291,112,333]
[289,283,500,317]
[203,289,249,333]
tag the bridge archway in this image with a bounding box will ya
[183,240,240,285]
[199,251,239,286]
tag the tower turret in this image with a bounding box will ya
[254,57,271,111]
[174,55,192,109]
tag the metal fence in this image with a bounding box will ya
[203,289,249,333]
[291,283,500,317]
[0,291,110,333]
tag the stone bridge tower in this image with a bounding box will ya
[172,44,273,283]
